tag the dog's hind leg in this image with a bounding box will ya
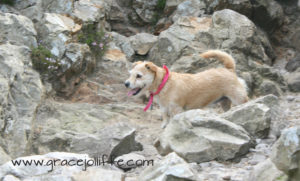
[226,86,248,106]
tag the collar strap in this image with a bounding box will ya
[144,65,169,112]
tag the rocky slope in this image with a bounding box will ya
[0,0,300,180]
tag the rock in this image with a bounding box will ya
[2,175,20,181]
[111,32,135,59]
[138,152,199,181]
[114,153,146,170]
[0,147,11,165]
[73,0,106,22]
[129,33,158,55]
[42,0,73,14]
[171,0,206,22]
[132,0,158,23]
[30,101,142,159]
[0,43,44,158]
[249,159,287,181]
[286,55,300,72]
[291,30,300,52]
[221,95,279,138]
[287,72,300,92]
[251,0,284,33]
[271,126,300,181]
[258,80,282,97]
[150,9,273,69]
[0,12,37,48]
[37,13,81,58]
[165,0,186,13]
[72,168,124,181]
[206,0,253,18]
[53,43,95,97]
[155,110,252,163]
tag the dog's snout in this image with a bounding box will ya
[124,82,130,88]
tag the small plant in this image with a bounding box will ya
[31,44,61,76]
[0,0,15,6]
[78,24,111,58]
[151,0,166,25]
[156,0,166,11]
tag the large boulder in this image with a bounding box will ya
[0,147,11,165]
[0,12,37,48]
[0,43,44,158]
[73,0,106,22]
[36,13,82,58]
[138,152,199,181]
[221,95,279,138]
[155,110,252,163]
[249,159,287,181]
[150,9,273,67]
[271,126,300,181]
[29,101,142,159]
[129,33,158,55]
[52,43,96,97]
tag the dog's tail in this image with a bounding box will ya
[200,50,235,71]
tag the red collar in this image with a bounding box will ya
[144,65,169,112]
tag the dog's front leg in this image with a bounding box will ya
[160,107,170,129]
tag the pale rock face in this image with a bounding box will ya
[138,152,199,181]
[0,13,37,48]
[0,43,44,158]
[155,109,252,163]
[129,33,158,55]
[73,0,106,22]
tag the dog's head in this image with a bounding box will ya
[125,61,157,97]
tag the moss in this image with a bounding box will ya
[31,45,61,76]
[0,0,15,6]
[77,23,111,58]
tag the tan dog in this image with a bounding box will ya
[125,50,248,128]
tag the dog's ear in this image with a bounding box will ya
[132,61,143,68]
[145,62,157,72]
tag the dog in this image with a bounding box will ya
[125,50,248,128]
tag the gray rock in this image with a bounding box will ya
[42,0,73,14]
[111,32,135,59]
[249,159,287,181]
[0,43,44,158]
[53,43,95,97]
[114,153,146,169]
[132,0,158,23]
[30,101,142,159]
[72,167,124,181]
[155,110,251,163]
[222,95,279,138]
[271,126,300,181]
[2,175,20,181]
[172,0,206,22]
[73,0,106,22]
[36,13,81,58]
[258,80,282,97]
[206,0,252,18]
[138,152,199,181]
[165,0,186,13]
[0,147,11,165]
[286,54,300,72]
[0,12,37,48]
[252,0,284,33]
[287,72,300,92]
[129,33,158,55]
[150,9,273,70]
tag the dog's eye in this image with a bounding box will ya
[136,74,142,78]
